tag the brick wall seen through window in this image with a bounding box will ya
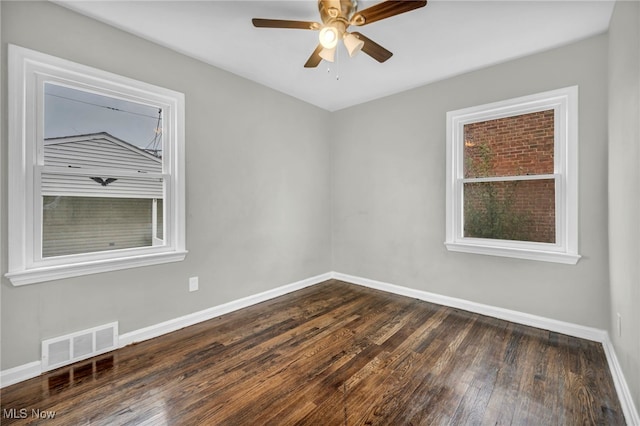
[462,110,556,243]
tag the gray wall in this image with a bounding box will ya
[608,0,640,411]
[331,34,610,328]
[1,1,332,370]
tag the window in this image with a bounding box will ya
[445,87,579,264]
[7,45,186,285]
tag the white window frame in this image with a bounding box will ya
[6,45,187,286]
[445,86,580,264]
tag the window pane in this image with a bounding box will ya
[42,196,163,257]
[463,179,555,243]
[44,83,163,160]
[464,110,554,178]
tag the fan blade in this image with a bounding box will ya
[304,44,324,68]
[350,0,427,26]
[351,32,393,63]
[252,18,320,30]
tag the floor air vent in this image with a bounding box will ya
[42,322,118,372]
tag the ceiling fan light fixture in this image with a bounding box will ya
[343,32,364,57]
[319,46,336,62]
[319,26,339,49]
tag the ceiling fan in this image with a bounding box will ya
[252,0,427,67]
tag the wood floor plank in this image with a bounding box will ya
[0,280,626,425]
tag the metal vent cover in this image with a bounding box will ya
[41,322,118,372]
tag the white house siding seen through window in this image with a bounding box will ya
[41,132,165,258]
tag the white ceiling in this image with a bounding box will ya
[55,1,615,111]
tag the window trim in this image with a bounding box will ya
[6,44,187,286]
[445,86,580,264]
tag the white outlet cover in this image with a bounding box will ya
[189,277,198,292]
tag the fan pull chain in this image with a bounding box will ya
[325,48,340,81]
[335,45,340,81]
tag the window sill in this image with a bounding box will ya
[445,242,580,265]
[5,250,188,286]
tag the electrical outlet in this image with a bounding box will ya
[189,276,199,292]
[617,313,622,337]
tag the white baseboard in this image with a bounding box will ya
[0,272,331,389]
[0,361,41,388]
[118,272,332,347]
[331,271,639,426]
[602,338,640,425]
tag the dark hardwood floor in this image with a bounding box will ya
[1,280,625,425]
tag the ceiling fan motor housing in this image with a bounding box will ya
[319,0,357,25]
